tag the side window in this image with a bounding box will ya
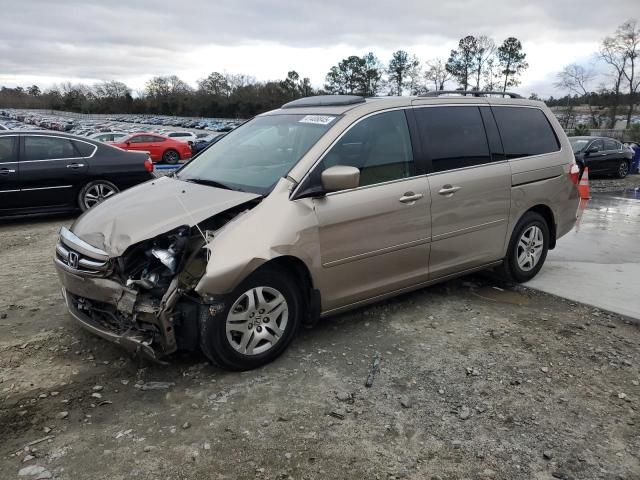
[415,106,491,172]
[23,136,77,161]
[590,140,604,152]
[149,136,165,143]
[492,107,560,159]
[603,139,618,151]
[128,136,145,143]
[320,110,415,187]
[0,137,16,162]
[71,140,96,157]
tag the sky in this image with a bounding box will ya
[0,0,637,98]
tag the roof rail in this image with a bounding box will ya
[281,95,366,109]
[421,90,523,99]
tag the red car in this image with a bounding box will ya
[111,133,192,164]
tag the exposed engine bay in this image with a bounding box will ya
[58,201,260,360]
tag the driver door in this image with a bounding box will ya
[309,109,431,311]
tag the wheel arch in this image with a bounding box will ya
[252,255,321,327]
[524,204,556,249]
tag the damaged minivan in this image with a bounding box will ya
[55,93,580,370]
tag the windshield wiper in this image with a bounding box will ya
[182,177,234,190]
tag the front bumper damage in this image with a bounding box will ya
[54,227,187,361]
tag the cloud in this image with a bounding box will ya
[0,0,637,94]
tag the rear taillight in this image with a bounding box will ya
[144,157,154,173]
[569,163,580,185]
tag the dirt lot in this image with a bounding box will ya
[1,209,639,480]
[590,173,640,193]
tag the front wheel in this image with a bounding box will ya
[617,160,629,178]
[500,212,550,283]
[199,267,302,370]
[78,180,119,211]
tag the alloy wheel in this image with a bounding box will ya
[516,225,544,272]
[619,161,628,178]
[83,183,117,209]
[226,286,289,356]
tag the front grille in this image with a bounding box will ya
[55,227,111,276]
[56,242,111,275]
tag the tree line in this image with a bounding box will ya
[324,36,528,97]
[555,19,639,129]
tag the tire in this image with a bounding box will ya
[617,160,629,178]
[162,149,180,164]
[77,180,119,212]
[499,211,550,283]
[199,267,302,370]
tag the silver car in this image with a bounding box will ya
[54,92,580,370]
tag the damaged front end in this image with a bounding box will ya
[54,206,251,361]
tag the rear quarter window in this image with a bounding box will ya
[72,140,97,157]
[492,107,560,159]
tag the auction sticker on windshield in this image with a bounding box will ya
[299,115,336,125]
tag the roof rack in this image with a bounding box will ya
[421,90,523,99]
[281,95,366,109]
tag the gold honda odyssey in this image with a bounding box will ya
[55,92,580,370]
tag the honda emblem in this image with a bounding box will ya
[68,251,79,269]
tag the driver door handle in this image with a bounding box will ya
[66,163,85,169]
[0,168,16,175]
[399,192,424,204]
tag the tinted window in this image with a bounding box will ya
[603,139,618,151]
[24,136,77,161]
[128,136,146,143]
[321,110,415,187]
[72,140,96,157]
[415,106,491,172]
[0,137,16,162]
[492,107,560,159]
[590,139,604,152]
[150,136,165,142]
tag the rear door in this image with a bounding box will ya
[19,135,90,208]
[414,105,511,279]
[602,138,624,174]
[0,135,21,212]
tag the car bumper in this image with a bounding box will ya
[55,256,172,361]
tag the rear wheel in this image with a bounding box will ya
[617,160,629,178]
[78,180,119,211]
[199,267,302,370]
[162,149,180,164]
[500,212,550,283]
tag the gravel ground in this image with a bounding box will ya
[590,173,640,193]
[1,213,639,480]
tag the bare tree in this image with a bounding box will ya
[600,35,628,128]
[473,36,496,90]
[616,20,640,127]
[424,58,452,91]
[555,64,599,127]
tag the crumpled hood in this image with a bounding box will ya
[71,176,260,257]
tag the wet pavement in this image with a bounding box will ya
[526,188,640,320]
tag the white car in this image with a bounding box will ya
[166,131,197,143]
[90,132,128,143]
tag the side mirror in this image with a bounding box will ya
[586,146,599,154]
[321,165,360,192]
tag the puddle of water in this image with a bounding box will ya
[472,286,530,306]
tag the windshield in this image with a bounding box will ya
[176,114,336,194]
[569,138,589,153]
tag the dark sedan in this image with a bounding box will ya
[0,131,155,217]
[569,136,633,178]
